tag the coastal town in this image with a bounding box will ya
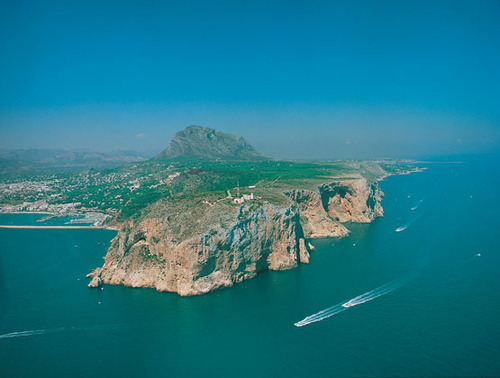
[0,157,264,227]
[0,161,184,225]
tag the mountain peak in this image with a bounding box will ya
[156,126,263,160]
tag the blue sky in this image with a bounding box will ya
[1,0,499,159]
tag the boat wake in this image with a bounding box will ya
[341,279,406,308]
[398,204,427,231]
[0,327,66,339]
[294,278,410,327]
[0,324,126,340]
[294,303,347,327]
[410,200,423,211]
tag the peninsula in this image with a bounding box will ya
[0,125,420,295]
[85,126,418,295]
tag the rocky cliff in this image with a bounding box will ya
[88,178,384,296]
[285,188,349,238]
[318,179,384,223]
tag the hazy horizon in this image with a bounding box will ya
[1,1,499,160]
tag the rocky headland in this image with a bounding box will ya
[84,125,419,296]
[88,177,384,295]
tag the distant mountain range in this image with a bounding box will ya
[156,125,263,161]
[0,148,148,176]
[0,125,262,177]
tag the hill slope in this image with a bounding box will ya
[155,125,263,160]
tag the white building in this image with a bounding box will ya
[233,193,254,204]
[242,193,254,201]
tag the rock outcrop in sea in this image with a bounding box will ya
[88,178,384,296]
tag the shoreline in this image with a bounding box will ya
[1,211,55,215]
[0,225,117,230]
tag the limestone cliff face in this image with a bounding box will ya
[318,179,384,223]
[88,178,383,296]
[89,203,309,296]
[285,189,349,238]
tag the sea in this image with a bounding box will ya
[1,154,500,377]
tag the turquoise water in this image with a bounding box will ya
[1,155,500,377]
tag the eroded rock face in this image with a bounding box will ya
[319,179,384,223]
[88,178,384,296]
[86,274,102,288]
[285,189,349,238]
[90,203,309,296]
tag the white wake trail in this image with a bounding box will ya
[341,280,405,308]
[0,327,66,339]
[411,199,424,211]
[294,304,347,327]
[0,324,127,340]
[295,278,411,327]
[396,209,426,232]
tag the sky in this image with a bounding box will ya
[0,0,499,159]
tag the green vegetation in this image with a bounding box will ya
[0,125,421,223]
[0,157,419,222]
